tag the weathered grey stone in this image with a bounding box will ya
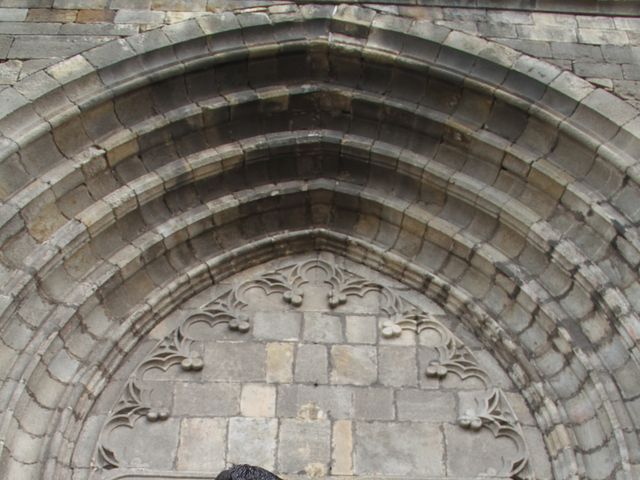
[278,418,331,474]
[303,311,344,343]
[111,417,180,469]
[173,382,240,416]
[353,387,394,420]
[0,6,636,480]
[266,342,294,383]
[294,343,328,384]
[0,8,27,21]
[114,9,164,24]
[277,384,352,419]
[9,35,115,59]
[332,419,353,475]
[354,421,444,476]
[253,311,301,341]
[240,383,275,417]
[177,417,226,471]
[227,417,278,469]
[204,342,266,382]
[330,345,377,385]
[345,314,377,344]
[444,423,518,477]
[397,389,456,422]
[378,345,418,387]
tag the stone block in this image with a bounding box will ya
[579,28,628,45]
[177,417,226,471]
[303,312,344,343]
[228,417,278,470]
[53,0,108,7]
[266,342,293,383]
[0,87,28,122]
[378,346,417,387]
[114,8,164,24]
[0,8,28,21]
[0,34,12,58]
[0,22,61,34]
[241,383,275,417]
[345,314,377,344]
[111,417,180,469]
[0,60,21,85]
[0,155,31,201]
[354,421,444,476]
[517,24,577,42]
[332,346,377,387]
[277,384,352,420]
[574,61,623,80]
[332,419,353,475]
[294,343,328,384]
[444,423,518,477]
[76,9,115,23]
[204,342,266,382]
[353,387,394,420]
[173,382,240,416]
[110,0,150,8]
[47,348,80,383]
[151,0,206,11]
[397,389,456,422]
[46,53,94,83]
[253,311,301,341]
[9,35,114,60]
[277,418,331,474]
[26,8,77,22]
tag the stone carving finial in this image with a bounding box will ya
[216,464,283,480]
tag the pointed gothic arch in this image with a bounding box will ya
[0,5,638,480]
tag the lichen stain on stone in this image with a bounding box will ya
[297,402,325,421]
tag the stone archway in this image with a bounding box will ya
[0,5,638,480]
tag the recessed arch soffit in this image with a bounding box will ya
[0,5,639,480]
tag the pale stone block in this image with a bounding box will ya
[330,345,377,386]
[397,389,456,422]
[253,311,301,341]
[303,312,344,343]
[241,384,275,417]
[177,417,226,471]
[111,417,180,469]
[204,342,266,382]
[228,417,278,470]
[332,420,353,475]
[354,421,444,476]
[444,422,520,477]
[278,418,331,474]
[277,384,352,420]
[345,315,377,344]
[173,382,240,416]
[266,342,293,383]
[353,387,394,420]
[378,346,418,387]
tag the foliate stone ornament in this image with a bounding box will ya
[457,409,483,431]
[180,355,204,371]
[425,360,448,379]
[97,289,259,469]
[193,286,254,332]
[381,309,489,386]
[96,259,532,477]
[96,381,171,469]
[380,319,402,338]
[250,263,309,307]
[457,389,533,480]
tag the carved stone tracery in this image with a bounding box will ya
[95,259,536,479]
